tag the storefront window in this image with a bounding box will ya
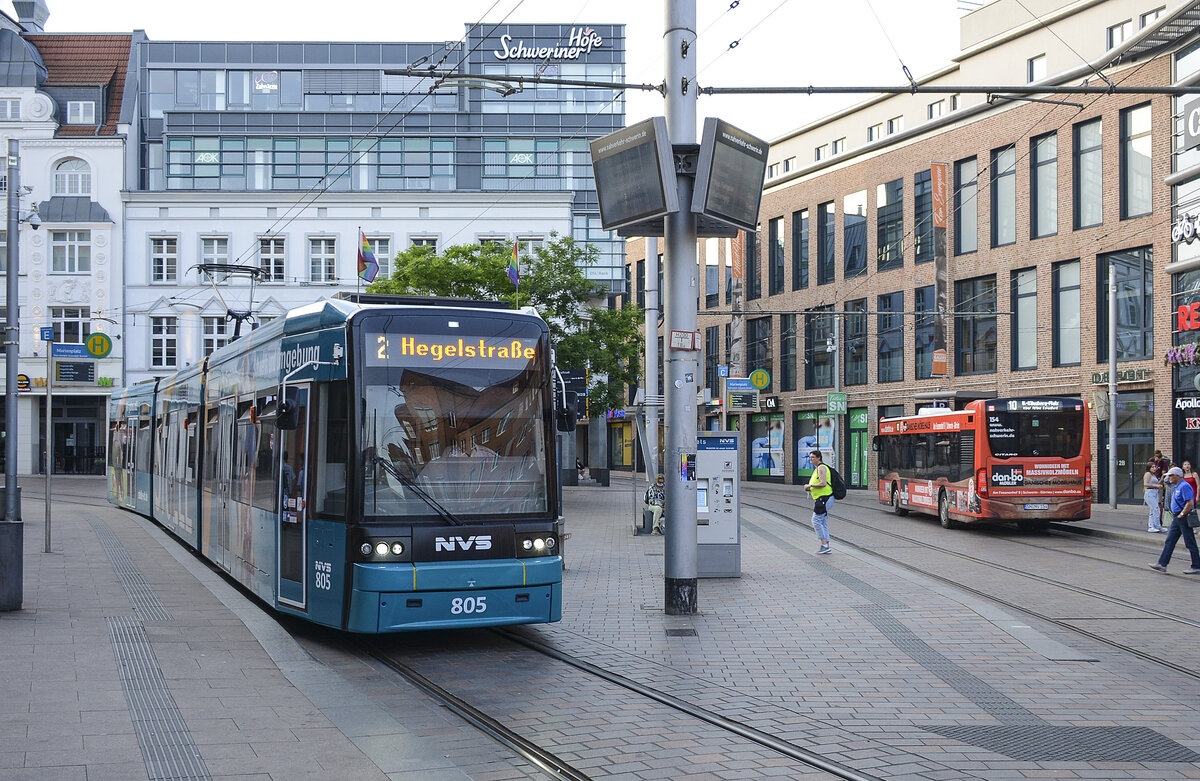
[793,410,835,483]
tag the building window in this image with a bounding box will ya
[201,235,229,267]
[746,230,760,300]
[151,316,178,368]
[845,298,867,386]
[637,258,646,310]
[410,236,438,253]
[877,178,904,270]
[1120,102,1152,219]
[915,285,935,379]
[768,163,779,178]
[914,170,933,263]
[780,314,797,392]
[309,237,336,283]
[844,190,867,279]
[365,235,391,279]
[768,216,785,295]
[817,201,835,285]
[783,156,795,172]
[1140,7,1165,27]
[1052,260,1081,366]
[51,230,90,273]
[51,307,90,344]
[1027,54,1046,82]
[1097,246,1153,362]
[927,100,944,120]
[877,292,904,382]
[791,209,808,290]
[804,307,833,389]
[705,244,719,308]
[1107,19,1133,49]
[1011,268,1037,370]
[0,99,20,120]
[954,156,978,254]
[149,237,177,283]
[886,116,904,135]
[832,138,845,155]
[814,144,829,161]
[203,316,230,357]
[1031,132,1058,238]
[868,123,883,142]
[991,145,1016,247]
[705,326,720,391]
[259,236,285,282]
[53,158,91,195]
[1074,118,1103,228]
[746,316,772,392]
[67,101,96,124]
[954,275,997,375]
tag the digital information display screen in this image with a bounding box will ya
[590,117,678,231]
[692,118,769,233]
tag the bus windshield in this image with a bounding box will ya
[359,315,550,519]
[985,402,1084,460]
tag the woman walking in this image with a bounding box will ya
[804,450,834,554]
[1144,463,1165,533]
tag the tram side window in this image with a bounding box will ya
[203,407,219,491]
[185,415,198,486]
[314,382,348,516]
[135,408,152,473]
[252,393,278,511]
[232,400,255,504]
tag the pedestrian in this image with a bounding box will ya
[804,450,834,554]
[576,457,585,479]
[1149,466,1200,574]
[1151,449,1171,475]
[1183,460,1198,499]
[1144,463,1165,533]
[645,474,666,534]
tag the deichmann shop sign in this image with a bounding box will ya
[493,27,604,61]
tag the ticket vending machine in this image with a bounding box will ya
[696,431,741,578]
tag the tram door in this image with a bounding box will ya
[278,384,311,608]
[122,416,137,506]
[209,397,238,573]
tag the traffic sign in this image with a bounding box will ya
[748,369,770,389]
[86,332,113,358]
[39,327,53,342]
[717,364,728,378]
[51,343,90,358]
[827,391,847,415]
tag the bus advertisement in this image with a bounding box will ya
[875,397,1091,530]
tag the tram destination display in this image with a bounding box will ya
[691,118,769,233]
[589,116,679,231]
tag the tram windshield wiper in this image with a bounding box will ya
[370,455,464,526]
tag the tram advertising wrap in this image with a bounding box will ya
[875,397,1091,530]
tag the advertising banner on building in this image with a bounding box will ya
[931,162,949,376]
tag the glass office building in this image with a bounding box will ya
[133,23,627,289]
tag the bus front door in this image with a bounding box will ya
[278,384,311,609]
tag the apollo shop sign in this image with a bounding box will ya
[493,27,604,61]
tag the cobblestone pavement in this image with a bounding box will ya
[3,477,1200,780]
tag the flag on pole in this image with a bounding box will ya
[507,242,520,288]
[358,230,379,283]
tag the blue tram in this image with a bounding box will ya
[108,297,564,633]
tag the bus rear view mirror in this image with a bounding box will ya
[276,399,299,430]
[871,436,880,452]
[556,391,578,432]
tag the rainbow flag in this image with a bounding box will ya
[507,242,520,288]
[357,230,379,283]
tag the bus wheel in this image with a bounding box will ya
[938,491,958,529]
[891,484,908,516]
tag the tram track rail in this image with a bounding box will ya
[366,631,885,781]
[744,496,1200,681]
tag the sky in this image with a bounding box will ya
[8,0,973,141]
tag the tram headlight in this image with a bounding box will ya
[375,542,390,557]
[360,543,373,557]
[522,539,533,551]
[391,542,405,556]
[533,538,546,552]
[516,533,558,557]
[357,536,412,562]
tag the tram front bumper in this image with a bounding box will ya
[346,557,562,633]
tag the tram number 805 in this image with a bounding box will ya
[450,596,488,614]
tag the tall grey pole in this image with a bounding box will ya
[44,344,51,552]
[663,0,698,614]
[645,237,660,478]
[1108,262,1117,509]
[833,313,841,467]
[1,138,22,610]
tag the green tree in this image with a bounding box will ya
[368,233,641,415]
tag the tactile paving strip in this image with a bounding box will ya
[108,616,212,780]
[923,723,1200,763]
[91,519,172,622]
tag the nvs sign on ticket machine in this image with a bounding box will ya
[696,432,741,577]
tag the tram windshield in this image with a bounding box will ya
[358,314,550,519]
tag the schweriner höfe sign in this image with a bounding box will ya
[493,27,604,61]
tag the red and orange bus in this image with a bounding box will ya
[875,397,1091,530]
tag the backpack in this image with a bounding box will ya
[829,466,847,500]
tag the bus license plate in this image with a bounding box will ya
[1024,503,1049,510]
